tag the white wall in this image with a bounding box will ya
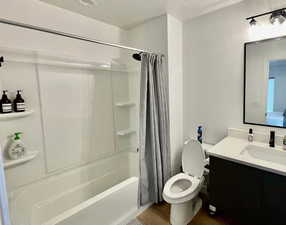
[166,15,183,174]
[126,15,168,55]
[183,0,286,144]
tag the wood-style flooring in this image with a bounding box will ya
[137,202,242,225]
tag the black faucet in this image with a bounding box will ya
[269,131,275,148]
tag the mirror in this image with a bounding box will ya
[244,36,286,128]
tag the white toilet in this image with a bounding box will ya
[163,139,208,225]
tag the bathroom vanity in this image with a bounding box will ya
[208,132,286,225]
[221,31,286,225]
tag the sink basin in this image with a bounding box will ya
[240,145,286,166]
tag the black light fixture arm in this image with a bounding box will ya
[246,7,286,20]
[0,56,4,67]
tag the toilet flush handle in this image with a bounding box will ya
[184,138,192,145]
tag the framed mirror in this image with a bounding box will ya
[244,36,286,128]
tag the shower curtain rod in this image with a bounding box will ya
[0,17,158,55]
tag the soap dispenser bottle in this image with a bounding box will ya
[197,126,203,144]
[248,128,254,142]
[0,90,12,113]
[7,132,25,160]
[13,90,25,112]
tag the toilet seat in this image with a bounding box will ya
[163,140,208,224]
[163,140,206,204]
[163,173,202,204]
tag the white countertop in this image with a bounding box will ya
[202,143,214,152]
[208,136,286,176]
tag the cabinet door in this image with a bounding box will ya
[210,157,264,225]
[263,172,286,225]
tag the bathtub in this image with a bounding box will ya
[42,177,139,225]
[10,152,140,225]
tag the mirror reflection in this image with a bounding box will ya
[266,60,286,127]
[244,37,286,128]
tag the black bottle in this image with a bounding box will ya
[269,131,275,148]
[13,90,25,112]
[0,90,12,113]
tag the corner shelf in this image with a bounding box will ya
[4,151,38,169]
[0,110,34,121]
[115,102,136,107]
[117,129,136,136]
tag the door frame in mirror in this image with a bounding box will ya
[243,35,286,129]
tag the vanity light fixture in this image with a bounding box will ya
[0,56,3,67]
[246,8,286,27]
[270,10,286,25]
[249,18,257,26]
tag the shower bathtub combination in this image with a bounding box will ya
[0,17,145,225]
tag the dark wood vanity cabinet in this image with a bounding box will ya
[262,172,286,225]
[210,156,286,225]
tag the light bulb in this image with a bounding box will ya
[270,10,286,25]
[249,18,257,26]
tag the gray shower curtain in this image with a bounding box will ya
[139,53,171,206]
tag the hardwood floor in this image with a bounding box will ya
[137,202,242,225]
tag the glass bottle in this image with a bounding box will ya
[0,90,12,113]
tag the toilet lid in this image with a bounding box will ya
[182,139,205,178]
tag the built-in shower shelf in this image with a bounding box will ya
[115,102,136,107]
[4,151,38,169]
[117,129,136,136]
[0,110,34,121]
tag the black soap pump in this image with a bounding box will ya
[248,128,254,142]
[13,90,25,112]
[0,90,12,113]
[269,131,275,148]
